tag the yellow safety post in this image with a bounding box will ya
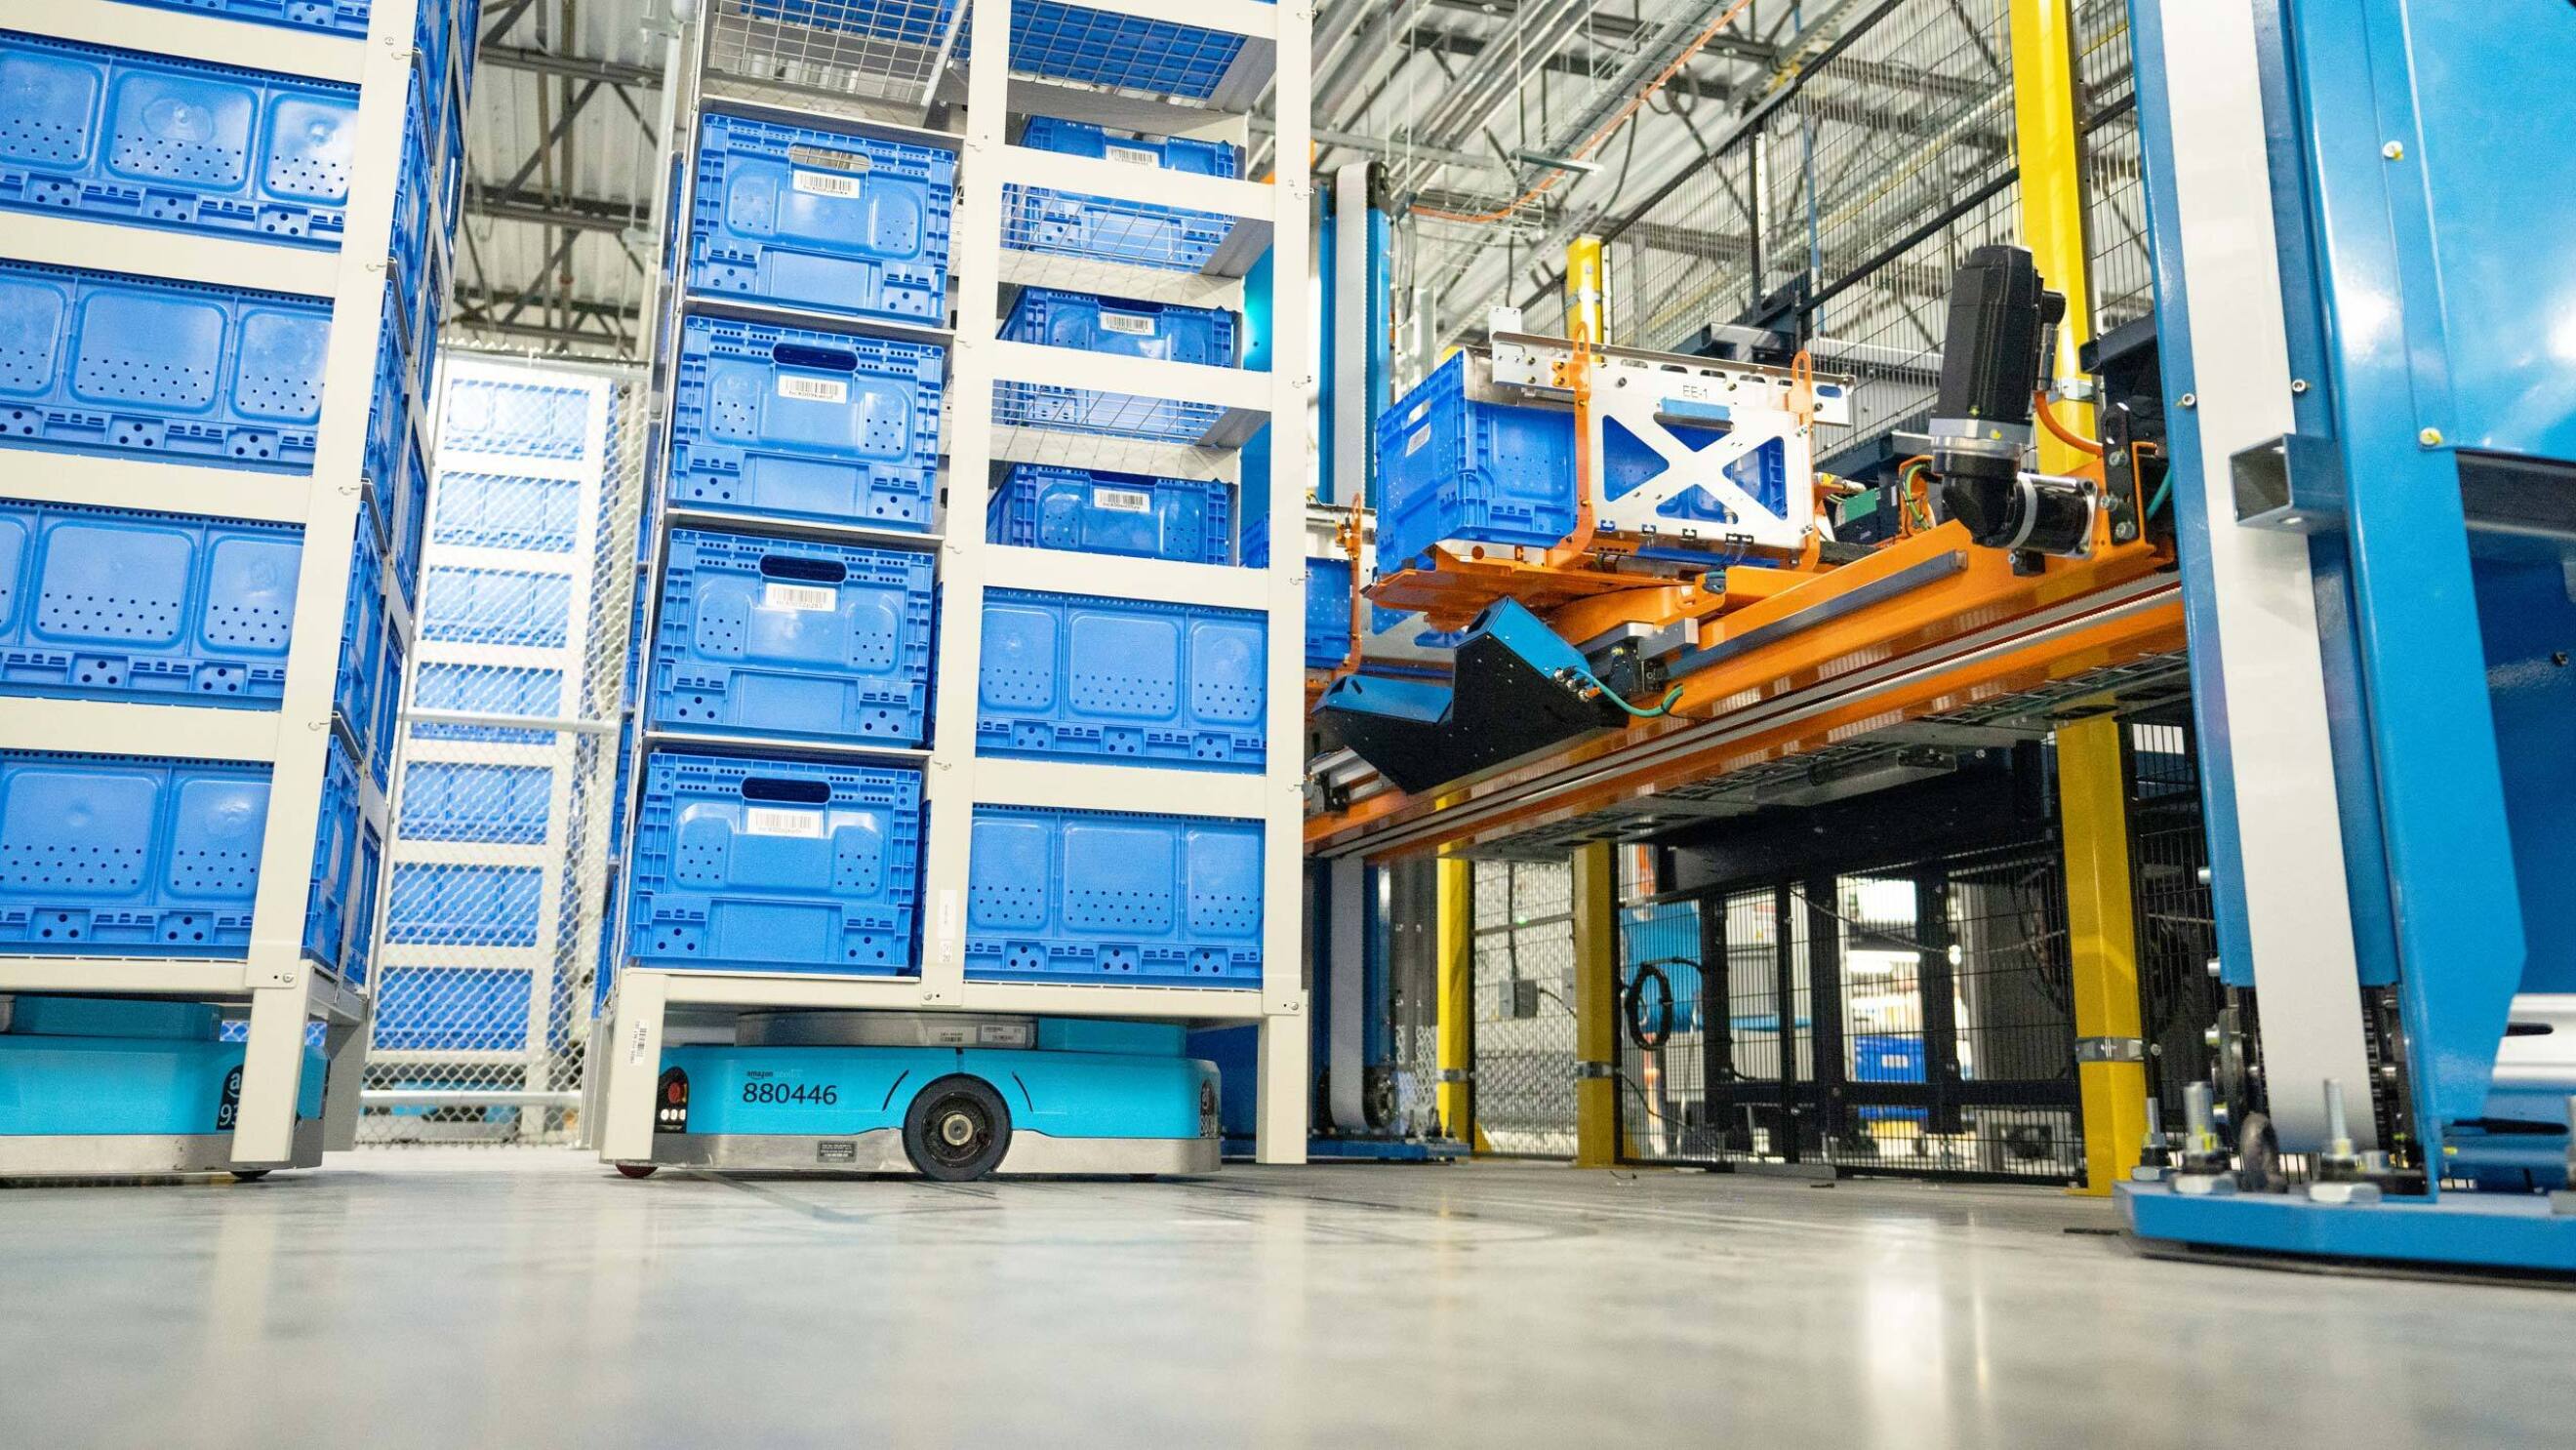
[1571,841,1620,1168]
[2009,0,2096,477]
[2057,713,2150,1194]
[1435,857,1475,1148]
[1564,234,1606,344]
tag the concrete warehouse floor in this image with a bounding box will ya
[4,1155,2571,1448]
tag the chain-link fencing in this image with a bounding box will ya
[1469,858,1580,1158]
[357,355,648,1146]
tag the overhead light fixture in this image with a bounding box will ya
[1513,149,1600,176]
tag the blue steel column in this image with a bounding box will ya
[2267,0,2530,1139]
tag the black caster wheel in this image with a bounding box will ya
[230,1170,270,1183]
[903,1074,1012,1182]
[1129,1174,1160,1183]
[615,1162,659,1180]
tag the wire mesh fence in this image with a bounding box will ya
[1469,857,1580,1158]
[1572,0,2149,467]
[1616,840,2084,1182]
[2127,718,2217,1135]
[2073,0,2151,336]
[357,356,649,1147]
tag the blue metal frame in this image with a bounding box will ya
[2125,0,2576,1269]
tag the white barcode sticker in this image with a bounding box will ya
[1092,486,1153,514]
[778,375,848,404]
[1405,425,1430,457]
[762,581,836,612]
[1099,312,1155,337]
[742,806,825,838]
[792,170,862,198]
[1104,143,1158,167]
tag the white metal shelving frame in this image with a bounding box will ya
[0,0,467,1174]
[595,0,1315,1166]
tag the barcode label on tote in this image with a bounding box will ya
[742,807,825,838]
[792,170,862,198]
[762,582,836,612]
[1099,312,1155,337]
[779,375,847,404]
[1405,426,1430,456]
[788,144,869,173]
[1105,144,1158,167]
[1092,487,1153,513]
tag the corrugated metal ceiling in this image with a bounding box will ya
[446,0,1912,357]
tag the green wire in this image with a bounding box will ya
[2147,474,2172,518]
[1565,665,1685,718]
[1900,463,1935,530]
[1599,683,1686,719]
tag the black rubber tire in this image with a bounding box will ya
[230,1170,270,1183]
[903,1074,1013,1182]
[615,1162,659,1180]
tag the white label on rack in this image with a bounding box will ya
[779,375,848,404]
[1104,143,1158,167]
[1092,486,1153,514]
[935,889,960,963]
[1405,425,1430,457]
[762,581,837,612]
[742,807,825,838]
[1099,312,1156,337]
[793,170,862,199]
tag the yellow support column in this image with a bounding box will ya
[2058,714,2150,1194]
[1572,842,1620,1168]
[1435,857,1475,1148]
[2009,0,2096,477]
[1564,234,1605,343]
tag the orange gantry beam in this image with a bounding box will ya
[1308,524,2178,859]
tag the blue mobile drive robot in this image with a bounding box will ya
[621,1012,1220,1181]
[0,998,328,1177]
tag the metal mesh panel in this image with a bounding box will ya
[1453,0,2146,463]
[1616,896,1711,1161]
[1607,141,1759,358]
[2074,0,2152,334]
[1617,844,2082,1182]
[708,0,960,113]
[1572,0,2024,464]
[358,357,649,1147]
[1469,858,1578,1158]
[1936,847,2080,1177]
[2128,719,2216,1134]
